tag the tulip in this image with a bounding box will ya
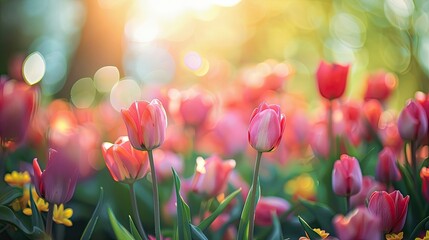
[121,99,167,151]
[420,167,429,202]
[368,190,409,233]
[397,100,428,143]
[333,206,381,240]
[0,79,38,144]
[102,136,150,184]
[364,71,397,102]
[316,61,349,100]
[178,88,213,127]
[254,196,290,226]
[248,102,286,152]
[415,91,429,144]
[376,147,401,184]
[350,176,385,208]
[332,154,363,197]
[191,155,236,198]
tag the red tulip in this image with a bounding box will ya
[316,61,349,100]
[248,102,285,152]
[32,149,79,204]
[376,147,401,184]
[420,167,429,202]
[254,196,290,226]
[102,136,150,183]
[332,154,363,197]
[397,100,428,143]
[333,206,381,240]
[364,71,397,102]
[178,88,213,127]
[368,190,409,233]
[0,79,38,143]
[121,99,167,151]
[191,155,236,198]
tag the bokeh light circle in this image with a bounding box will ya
[71,77,96,108]
[94,66,120,92]
[22,52,46,85]
[110,78,142,111]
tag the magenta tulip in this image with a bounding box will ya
[397,100,428,143]
[248,102,285,152]
[121,99,167,151]
[332,154,363,197]
[368,190,409,233]
[102,136,150,183]
[32,149,79,204]
[316,61,349,100]
[333,206,381,240]
[376,147,401,184]
[254,196,290,226]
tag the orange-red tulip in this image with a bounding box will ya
[316,61,349,100]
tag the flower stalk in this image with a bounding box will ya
[248,151,262,240]
[129,183,148,240]
[46,203,54,237]
[148,150,161,240]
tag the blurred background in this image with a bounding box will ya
[1,0,428,109]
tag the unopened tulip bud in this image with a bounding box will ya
[397,100,428,143]
[255,196,290,226]
[364,71,397,102]
[332,154,363,197]
[316,61,349,100]
[376,147,401,184]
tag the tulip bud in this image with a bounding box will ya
[316,61,349,100]
[332,154,363,197]
[333,207,381,240]
[364,71,397,102]
[121,99,168,151]
[32,149,79,204]
[254,196,290,226]
[420,167,429,202]
[376,147,401,184]
[368,190,409,233]
[191,155,236,198]
[397,100,428,143]
[178,88,213,127]
[248,102,285,152]
[102,136,150,183]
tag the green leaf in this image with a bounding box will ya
[0,205,45,237]
[172,168,192,240]
[397,163,424,211]
[190,224,208,240]
[237,178,260,240]
[298,216,321,240]
[29,187,44,230]
[0,186,22,205]
[409,215,429,240]
[129,216,143,240]
[267,213,283,240]
[108,208,134,240]
[81,187,104,240]
[198,188,241,231]
[299,199,335,234]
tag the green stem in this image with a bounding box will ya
[327,100,335,158]
[46,203,54,237]
[148,150,161,240]
[248,151,263,240]
[345,195,350,214]
[411,141,417,185]
[129,183,148,240]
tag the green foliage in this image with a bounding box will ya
[81,187,104,240]
[108,207,134,240]
[172,168,192,240]
[237,179,260,240]
[298,216,321,240]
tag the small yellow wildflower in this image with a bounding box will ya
[23,198,49,216]
[313,228,329,239]
[386,232,403,240]
[11,186,37,211]
[284,173,315,200]
[416,231,429,240]
[4,171,31,187]
[53,204,73,227]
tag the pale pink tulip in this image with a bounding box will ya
[333,206,381,240]
[332,154,362,197]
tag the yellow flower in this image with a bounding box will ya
[313,228,329,239]
[386,232,403,240]
[284,173,315,200]
[53,204,73,227]
[11,186,37,211]
[416,231,429,240]
[4,171,31,188]
[23,198,49,216]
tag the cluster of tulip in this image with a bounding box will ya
[0,59,429,240]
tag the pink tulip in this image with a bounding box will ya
[191,155,236,198]
[350,176,385,208]
[309,122,330,159]
[333,206,381,240]
[254,196,290,226]
[32,149,79,204]
[376,147,401,184]
[420,167,429,202]
[397,100,428,142]
[248,102,285,152]
[121,99,167,151]
[178,88,213,127]
[332,154,363,197]
[0,79,38,143]
[316,61,349,100]
[364,71,397,102]
[368,190,409,233]
[102,136,150,183]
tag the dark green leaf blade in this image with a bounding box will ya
[108,207,134,240]
[80,187,104,240]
